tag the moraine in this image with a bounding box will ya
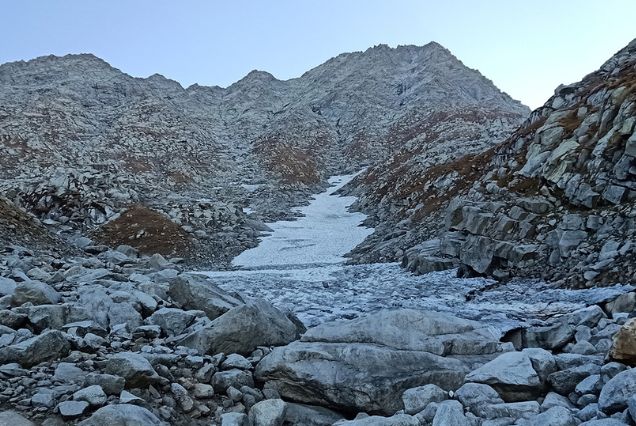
[197,174,632,332]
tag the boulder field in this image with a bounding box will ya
[1,243,636,425]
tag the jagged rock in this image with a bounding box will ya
[104,352,161,388]
[0,330,70,366]
[179,299,299,355]
[78,404,166,425]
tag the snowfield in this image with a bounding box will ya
[198,174,633,334]
[233,174,374,267]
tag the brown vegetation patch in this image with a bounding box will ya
[558,110,583,138]
[0,197,64,252]
[93,204,192,256]
[254,138,321,185]
[411,148,497,219]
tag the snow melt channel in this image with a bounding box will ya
[232,173,373,268]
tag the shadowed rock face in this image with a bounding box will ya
[388,38,636,287]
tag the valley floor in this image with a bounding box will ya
[199,175,632,330]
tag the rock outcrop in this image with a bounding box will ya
[386,38,636,287]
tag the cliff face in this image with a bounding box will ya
[395,39,636,287]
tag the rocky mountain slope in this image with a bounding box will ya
[0,43,528,264]
[379,39,636,287]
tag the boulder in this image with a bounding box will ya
[0,330,70,367]
[524,406,577,426]
[0,277,17,297]
[147,308,196,336]
[212,369,255,393]
[432,400,470,426]
[12,281,61,306]
[402,384,447,415]
[78,404,166,425]
[599,368,636,414]
[248,399,287,426]
[548,363,600,395]
[455,383,504,417]
[465,350,548,401]
[221,413,250,426]
[609,318,636,365]
[478,401,540,420]
[83,373,125,395]
[72,385,107,407]
[104,352,161,388]
[283,403,344,426]
[179,299,299,355]
[57,400,89,419]
[168,275,242,320]
[255,340,466,414]
[0,410,35,426]
[300,309,502,356]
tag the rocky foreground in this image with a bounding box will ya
[0,242,636,426]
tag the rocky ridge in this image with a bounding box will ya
[353,39,636,287]
[0,43,528,265]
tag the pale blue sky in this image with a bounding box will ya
[2,1,635,108]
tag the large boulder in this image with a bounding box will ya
[147,307,196,336]
[598,368,636,414]
[609,318,636,365]
[78,404,166,425]
[0,330,70,367]
[179,299,299,355]
[12,280,61,306]
[255,309,507,414]
[300,309,503,356]
[255,341,466,414]
[465,349,555,401]
[168,275,242,320]
[104,352,162,388]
